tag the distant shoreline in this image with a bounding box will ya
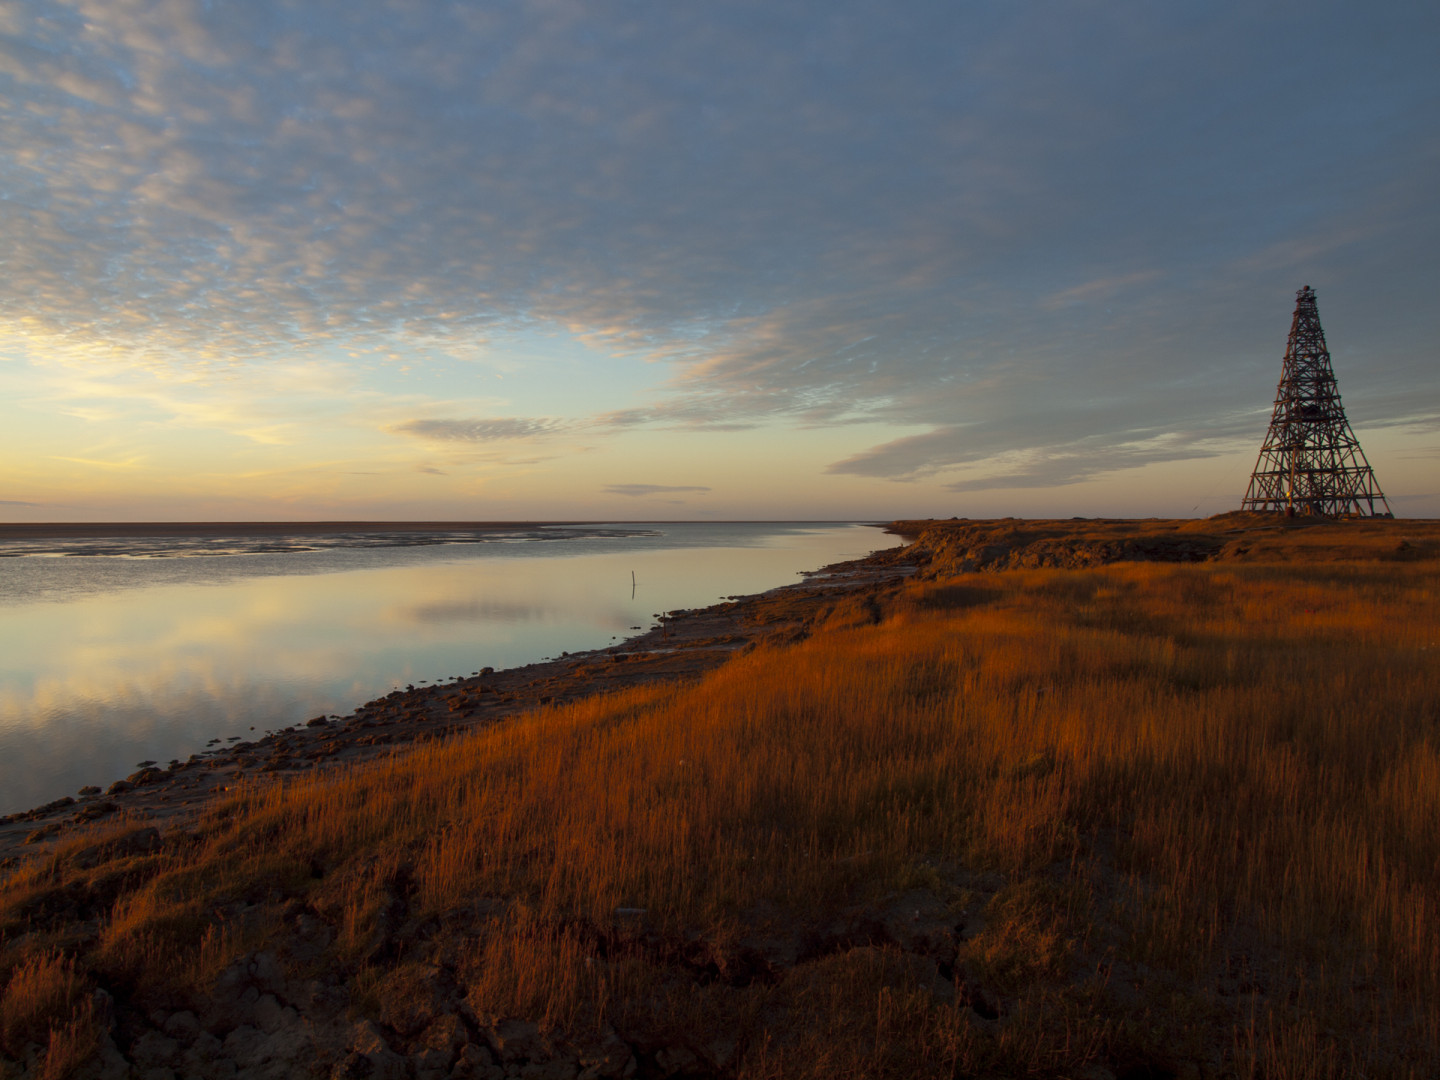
[0,520,861,541]
[0,521,576,541]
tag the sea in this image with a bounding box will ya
[0,522,898,815]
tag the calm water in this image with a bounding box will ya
[0,522,896,814]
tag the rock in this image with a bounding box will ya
[205,952,288,1033]
[486,1019,543,1063]
[162,1010,201,1043]
[878,889,961,958]
[253,993,296,1034]
[78,785,102,796]
[375,962,454,1037]
[576,1030,636,1080]
[72,1032,133,1080]
[332,1052,375,1079]
[350,1021,389,1057]
[654,1045,701,1077]
[23,822,61,844]
[249,952,287,995]
[423,1014,471,1053]
[522,1059,580,1080]
[130,1029,181,1067]
[126,766,170,786]
[701,1036,737,1072]
[74,800,120,822]
[227,1017,315,1072]
[179,1031,225,1075]
[222,1025,266,1063]
[451,1043,503,1079]
[105,779,133,795]
[413,1045,454,1080]
[93,988,117,1034]
[290,978,349,1020]
[338,1020,407,1080]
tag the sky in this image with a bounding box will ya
[2,0,1437,522]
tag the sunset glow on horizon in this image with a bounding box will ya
[3,1,1437,521]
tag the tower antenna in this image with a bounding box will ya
[1241,286,1391,518]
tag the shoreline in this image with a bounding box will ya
[7,511,1435,868]
[0,531,917,866]
[0,521,575,541]
[0,519,866,542]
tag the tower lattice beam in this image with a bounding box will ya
[1241,286,1391,518]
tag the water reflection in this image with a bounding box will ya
[0,523,895,813]
[398,599,564,625]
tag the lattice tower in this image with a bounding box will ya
[1241,286,1391,517]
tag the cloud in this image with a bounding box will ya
[828,406,1260,489]
[604,484,711,498]
[0,499,43,507]
[1,0,1436,500]
[391,418,569,442]
[1040,271,1164,311]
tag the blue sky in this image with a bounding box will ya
[2,0,1437,520]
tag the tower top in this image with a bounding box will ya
[1240,288,1391,518]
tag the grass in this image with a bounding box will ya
[2,531,1437,1078]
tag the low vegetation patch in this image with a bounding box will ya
[2,521,1437,1079]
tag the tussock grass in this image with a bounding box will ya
[3,553,1437,1076]
[0,952,96,1079]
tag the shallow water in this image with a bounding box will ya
[0,522,895,813]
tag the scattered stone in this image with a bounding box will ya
[15,795,78,820]
[411,1045,453,1080]
[130,1029,180,1068]
[422,1014,470,1054]
[78,1032,133,1080]
[334,1020,407,1080]
[374,963,454,1037]
[162,1011,202,1043]
[654,1045,701,1077]
[451,1043,502,1080]
[485,1019,544,1064]
[575,1030,635,1080]
[74,800,119,822]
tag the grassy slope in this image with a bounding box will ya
[3,519,1439,1079]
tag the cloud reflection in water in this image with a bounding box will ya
[0,523,895,813]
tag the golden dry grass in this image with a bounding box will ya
[0,952,96,1079]
[2,547,1437,1077]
